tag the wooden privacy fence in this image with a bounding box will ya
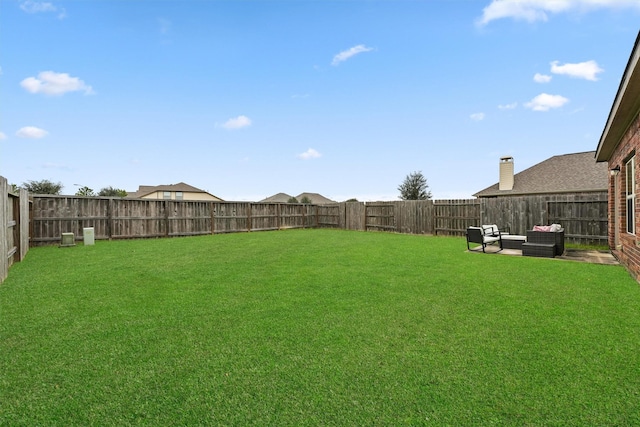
[480,192,609,245]
[30,196,323,245]
[0,177,30,284]
[29,195,608,246]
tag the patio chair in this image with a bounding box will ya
[481,224,510,236]
[466,226,503,253]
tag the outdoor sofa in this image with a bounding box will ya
[524,228,565,257]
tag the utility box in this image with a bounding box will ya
[83,227,95,246]
[60,233,76,247]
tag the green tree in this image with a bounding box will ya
[287,197,299,204]
[398,171,432,200]
[22,179,63,195]
[345,198,358,202]
[75,186,96,196]
[98,186,127,197]
[300,196,312,204]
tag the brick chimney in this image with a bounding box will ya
[499,156,514,191]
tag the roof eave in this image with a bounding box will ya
[476,188,607,198]
[596,31,640,163]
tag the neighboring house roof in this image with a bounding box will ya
[295,192,336,204]
[129,182,222,200]
[258,192,336,204]
[473,151,608,198]
[259,193,293,203]
[596,31,640,162]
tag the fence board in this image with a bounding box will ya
[213,202,250,233]
[345,202,365,231]
[434,199,481,236]
[317,204,341,228]
[18,189,30,261]
[366,203,396,231]
[1,177,8,283]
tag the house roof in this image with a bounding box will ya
[258,192,336,204]
[259,193,293,203]
[596,31,640,162]
[473,151,608,198]
[129,182,222,199]
[295,193,336,204]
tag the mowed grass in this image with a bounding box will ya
[1,229,640,425]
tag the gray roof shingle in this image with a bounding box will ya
[129,182,222,200]
[473,151,608,197]
[259,192,336,204]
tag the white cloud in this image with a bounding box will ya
[297,148,321,160]
[0,132,6,140]
[477,0,640,26]
[534,73,552,83]
[221,115,252,130]
[470,113,485,121]
[332,45,374,66]
[21,71,94,96]
[525,93,569,112]
[41,162,71,170]
[550,60,603,81]
[20,0,66,19]
[498,102,518,110]
[16,126,49,139]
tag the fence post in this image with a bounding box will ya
[277,203,281,230]
[12,193,20,261]
[0,177,8,283]
[107,198,113,240]
[214,202,216,234]
[164,200,170,237]
[19,189,30,260]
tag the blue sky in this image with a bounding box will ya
[1,0,639,201]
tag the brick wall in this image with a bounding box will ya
[608,113,640,280]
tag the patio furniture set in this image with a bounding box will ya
[466,224,564,258]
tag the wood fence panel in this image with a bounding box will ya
[167,200,212,236]
[434,199,480,236]
[251,203,280,231]
[213,202,250,233]
[547,200,608,245]
[1,177,8,283]
[345,202,365,231]
[31,196,111,243]
[74,197,110,240]
[394,200,434,234]
[481,192,608,244]
[317,204,341,228]
[278,203,300,229]
[366,203,396,232]
[278,203,316,229]
[110,198,166,239]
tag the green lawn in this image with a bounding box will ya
[1,229,639,425]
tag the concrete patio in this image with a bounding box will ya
[467,244,619,265]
